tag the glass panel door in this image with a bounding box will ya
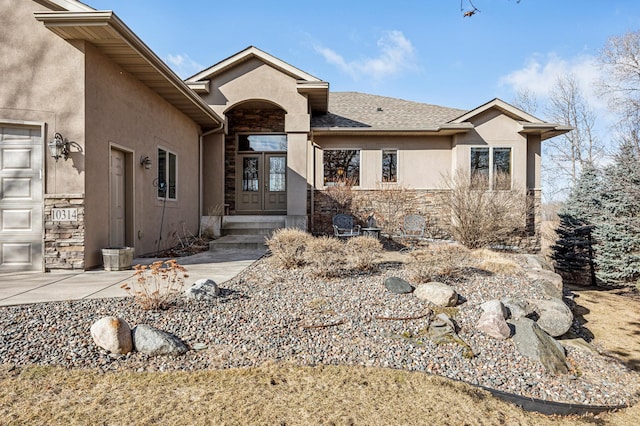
[237,155,262,211]
[264,154,287,211]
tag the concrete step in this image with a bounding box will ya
[221,215,285,238]
[209,235,268,251]
[223,227,275,236]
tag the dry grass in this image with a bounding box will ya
[3,362,634,425]
[405,244,471,282]
[472,248,523,275]
[304,236,346,278]
[346,235,383,271]
[265,228,313,269]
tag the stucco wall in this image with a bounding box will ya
[312,135,453,189]
[84,43,202,266]
[0,0,86,194]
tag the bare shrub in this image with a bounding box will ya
[325,177,357,213]
[405,244,471,283]
[472,249,522,275]
[120,259,188,310]
[265,228,313,269]
[440,170,532,249]
[304,236,347,278]
[372,183,418,236]
[346,235,383,271]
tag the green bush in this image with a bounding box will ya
[265,228,313,269]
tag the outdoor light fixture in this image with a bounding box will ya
[48,132,70,161]
[140,155,152,169]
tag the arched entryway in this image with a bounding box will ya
[225,101,287,215]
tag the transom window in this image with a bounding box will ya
[157,148,177,199]
[382,149,397,183]
[470,147,512,190]
[239,134,287,152]
[323,149,360,186]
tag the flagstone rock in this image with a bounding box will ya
[508,317,568,375]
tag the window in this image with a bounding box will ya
[382,150,397,182]
[323,149,360,185]
[238,134,287,152]
[470,147,511,190]
[157,148,177,199]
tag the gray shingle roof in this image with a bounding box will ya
[311,92,467,130]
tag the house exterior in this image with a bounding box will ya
[0,0,570,273]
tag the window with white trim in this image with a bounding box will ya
[470,147,512,190]
[382,149,397,183]
[323,149,360,186]
[157,148,177,199]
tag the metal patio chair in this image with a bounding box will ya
[332,214,361,238]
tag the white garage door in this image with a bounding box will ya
[0,125,43,272]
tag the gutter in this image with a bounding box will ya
[310,123,474,136]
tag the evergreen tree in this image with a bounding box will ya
[551,165,600,286]
[594,141,640,286]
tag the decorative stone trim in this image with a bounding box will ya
[44,194,85,271]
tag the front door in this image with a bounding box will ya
[237,153,286,213]
[109,149,126,247]
[0,125,43,272]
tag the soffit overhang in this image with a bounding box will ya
[311,123,473,137]
[34,11,224,131]
[519,123,573,141]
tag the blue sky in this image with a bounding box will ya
[86,0,639,117]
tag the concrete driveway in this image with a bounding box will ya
[0,249,265,306]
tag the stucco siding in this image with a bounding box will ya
[313,135,453,189]
[84,43,201,266]
[0,0,86,195]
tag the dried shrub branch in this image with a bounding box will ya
[346,235,383,271]
[265,228,313,269]
[304,236,347,278]
[120,259,188,310]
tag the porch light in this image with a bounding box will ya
[48,132,70,161]
[140,155,152,169]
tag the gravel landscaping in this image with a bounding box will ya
[1,254,639,407]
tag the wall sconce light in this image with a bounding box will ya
[48,132,70,161]
[140,155,152,169]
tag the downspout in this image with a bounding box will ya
[310,130,319,234]
[199,121,225,237]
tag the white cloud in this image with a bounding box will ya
[314,30,418,82]
[165,53,204,79]
[500,53,607,112]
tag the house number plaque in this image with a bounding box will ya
[51,208,78,222]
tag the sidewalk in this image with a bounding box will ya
[0,249,266,307]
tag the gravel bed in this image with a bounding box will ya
[1,257,638,407]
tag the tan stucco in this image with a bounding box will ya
[84,43,203,265]
[0,0,86,194]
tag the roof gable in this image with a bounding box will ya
[449,98,542,124]
[186,46,323,83]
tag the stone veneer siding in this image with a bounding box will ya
[224,108,285,213]
[44,194,85,271]
[312,188,541,253]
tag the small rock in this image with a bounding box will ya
[480,299,508,318]
[428,313,457,341]
[384,277,414,294]
[185,278,220,301]
[477,311,511,339]
[414,282,458,307]
[90,316,133,355]
[531,298,573,337]
[132,324,188,356]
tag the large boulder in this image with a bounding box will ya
[90,316,133,354]
[522,254,555,272]
[132,324,188,356]
[185,278,220,301]
[414,282,458,307]
[508,317,568,375]
[384,277,414,294]
[501,297,535,320]
[525,268,563,295]
[476,312,511,339]
[531,298,573,337]
[535,279,563,299]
